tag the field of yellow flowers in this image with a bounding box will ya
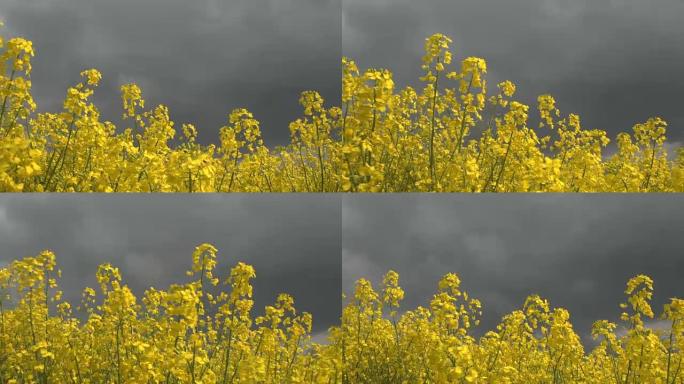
[1,245,682,383]
[1,31,682,192]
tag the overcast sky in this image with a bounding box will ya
[0,0,341,146]
[343,0,684,146]
[0,194,681,344]
[343,195,684,344]
[0,195,341,336]
[3,1,682,149]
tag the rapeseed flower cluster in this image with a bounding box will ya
[1,247,682,383]
[0,30,681,192]
[0,245,336,383]
[333,272,684,384]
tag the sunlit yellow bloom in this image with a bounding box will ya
[0,30,680,192]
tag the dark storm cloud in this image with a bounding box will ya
[343,0,684,146]
[0,0,341,146]
[342,195,684,344]
[0,195,341,334]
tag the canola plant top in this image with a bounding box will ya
[0,32,681,192]
[0,244,682,383]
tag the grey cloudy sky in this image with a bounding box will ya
[0,0,341,146]
[343,195,684,344]
[0,195,341,335]
[4,0,681,149]
[343,0,684,146]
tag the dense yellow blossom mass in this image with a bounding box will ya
[1,245,682,383]
[0,31,681,192]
